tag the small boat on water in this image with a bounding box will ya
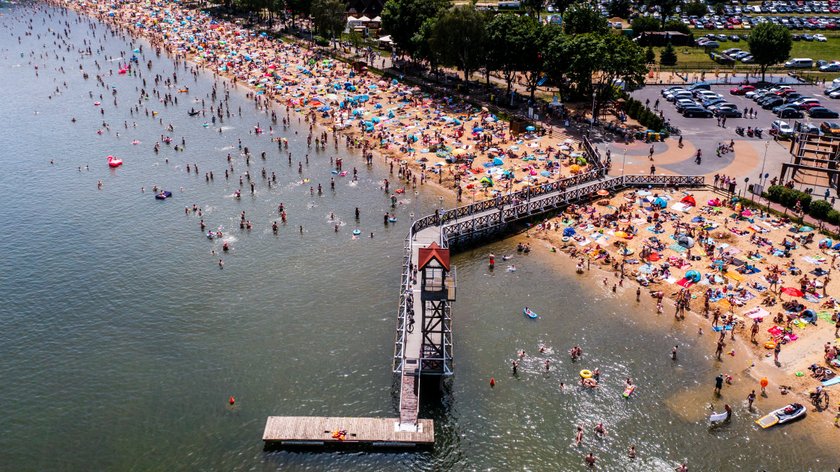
[155,191,173,200]
[523,308,538,319]
[755,403,806,429]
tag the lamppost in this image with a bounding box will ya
[621,147,628,179]
[590,91,597,133]
[758,140,769,193]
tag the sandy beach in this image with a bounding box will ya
[525,186,840,429]
[51,0,840,453]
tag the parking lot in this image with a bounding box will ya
[630,82,840,148]
[593,82,840,191]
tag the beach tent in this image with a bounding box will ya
[681,195,697,206]
[480,176,494,187]
[652,197,667,208]
[677,235,695,248]
[563,227,576,237]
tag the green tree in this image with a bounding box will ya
[631,16,659,37]
[607,0,631,18]
[286,0,312,28]
[310,0,346,41]
[645,46,656,64]
[645,0,680,28]
[428,5,488,81]
[543,26,570,96]
[683,1,707,17]
[521,23,554,101]
[748,22,793,82]
[381,0,449,58]
[563,2,609,35]
[591,34,646,115]
[660,42,677,65]
[486,14,541,94]
[521,0,545,19]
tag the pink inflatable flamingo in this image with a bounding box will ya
[107,155,123,168]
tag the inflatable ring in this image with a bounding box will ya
[352,229,361,236]
[764,341,776,350]
[562,236,570,242]
[580,369,593,379]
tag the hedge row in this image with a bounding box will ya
[765,185,840,226]
[624,97,665,131]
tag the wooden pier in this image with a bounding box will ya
[263,137,706,451]
[262,416,434,448]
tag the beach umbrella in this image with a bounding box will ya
[540,170,551,177]
[741,209,753,217]
[799,226,814,232]
[569,164,582,173]
[685,270,701,282]
[563,227,576,237]
[526,125,536,132]
[452,148,467,157]
[780,287,804,297]
[596,189,609,196]
[614,231,630,239]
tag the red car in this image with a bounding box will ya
[730,85,756,95]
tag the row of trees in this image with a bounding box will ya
[382,0,647,115]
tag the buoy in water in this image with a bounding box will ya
[228,396,236,405]
[490,377,496,388]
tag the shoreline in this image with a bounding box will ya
[523,186,840,436]
[49,0,840,450]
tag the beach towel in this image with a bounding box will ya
[818,311,835,323]
[712,325,734,332]
[768,326,783,336]
[669,243,687,253]
[676,278,694,288]
[744,307,770,319]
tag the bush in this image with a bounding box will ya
[810,199,833,220]
[766,185,812,214]
[660,42,677,66]
[313,35,329,47]
[828,209,840,226]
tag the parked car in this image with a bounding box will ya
[796,122,823,135]
[772,120,795,138]
[682,106,713,117]
[814,33,828,41]
[730,85,756,95]
[808,107,840,118]
[820,121,840,135]
[761,97,785,109]
[715,107,743,117]
[777,107,805,118]
[819,62,840,72]
[785,58,815,68]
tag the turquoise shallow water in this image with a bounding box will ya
[0,3,837,470]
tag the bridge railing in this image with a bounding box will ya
[396,172,705,371]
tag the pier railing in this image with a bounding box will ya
[395,173,704,371]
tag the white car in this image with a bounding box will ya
[814,34,828,42]
[772,120,794,138]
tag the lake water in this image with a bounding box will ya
[0,3,836,470]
